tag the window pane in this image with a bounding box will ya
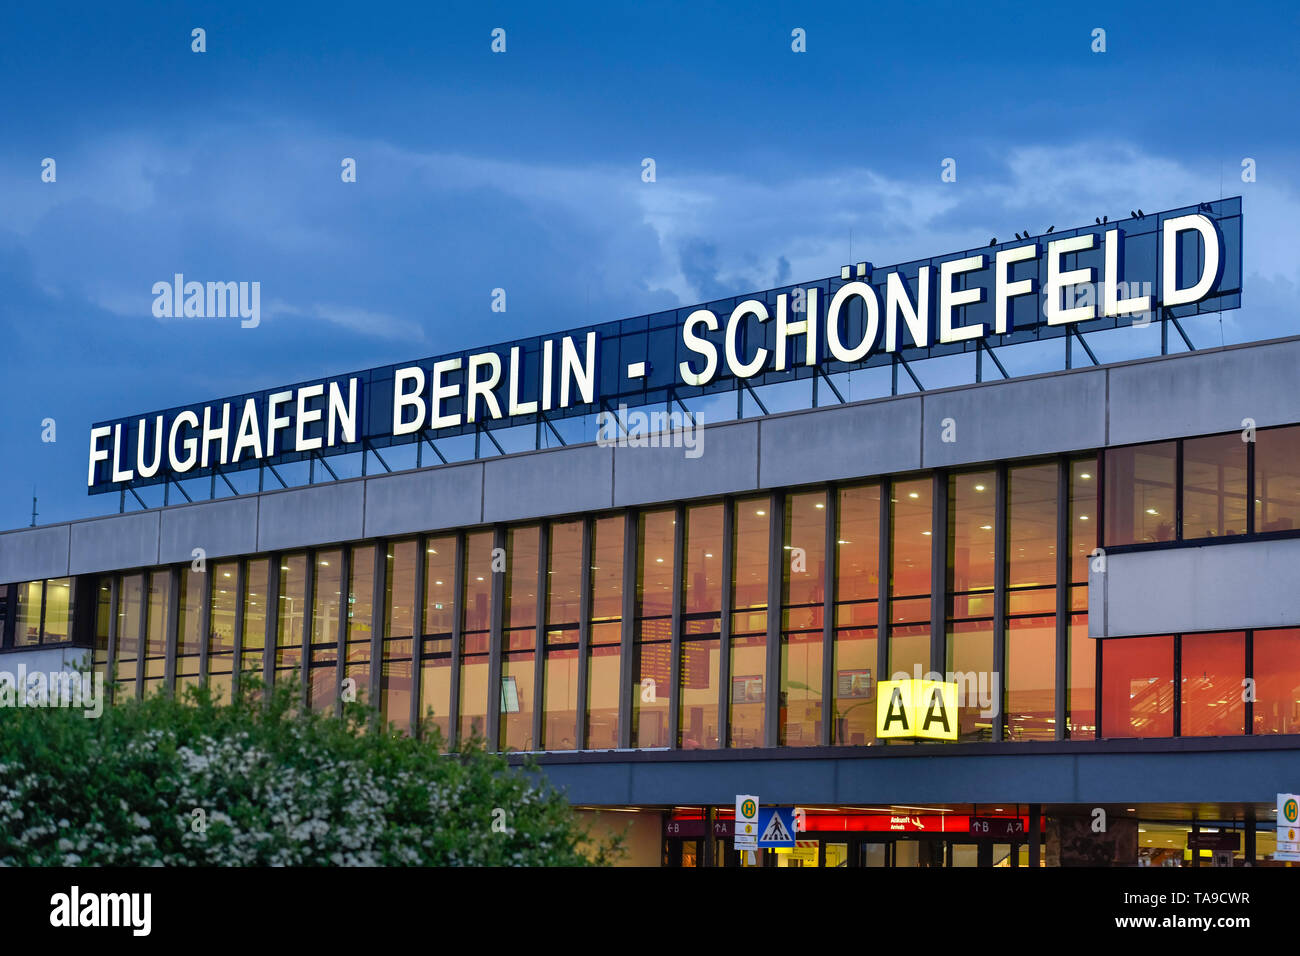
[459,531,493,742]
[277,554,306,672]
[836,484,881,616]
[632,621,671,749]
[1253,628,1300,734]
[15,582,43,647]
[1067,611,1095,737]
[679,635,719,749]
[385,540,418,639]
[585,518,623,749]
[242,559,267,677]
[1005,615,1055,741]
[729,497,769,748]
[948,471,996,598]
[1180,632,1244,736]
[589,517,624,622]
[1101,636,1174,738]
[734,497,770,611]
[1070,457,1098,583]
[505,526,539,631]
[780,630,821,746]
[947,618,994,741]
[1008,464,1057,590]
[891,478,932,599]
[43,578,73,642]
[142,571,171,691]
[783,492,826,628]
[347,546,375,645]
[381,638,413,736]
[463,532,493,634]
[419,654,452,743]
[547,520,583,630]
[313,550,342,647]
[633,509,674,748]
[423,537,456,635]
[543,645,578,750]
[1104,442,1176,545]
[832,627,877,745]
[636,509,675,619]
[780,492,825,747]
[586,621,621,749]
[1255,426,1300,533]
[346,546,376,703]
[1182,434,1247,539]
[177,569,204,682]
[115,574,143,691]
[209,562,237,705]
[94,580,111,675]
[684,504,723,619]
[500,644,535,751]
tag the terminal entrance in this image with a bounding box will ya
[666,834,1029,867]
[662,806,1042,867]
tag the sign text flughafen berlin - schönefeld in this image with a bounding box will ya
[87,199,1243,494]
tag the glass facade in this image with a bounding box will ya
[19,425,1300,752]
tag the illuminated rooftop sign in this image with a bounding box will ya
[88,198,1242,495]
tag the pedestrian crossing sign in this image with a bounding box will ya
[757,807,797,848]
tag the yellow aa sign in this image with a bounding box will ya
[876,679,958,741]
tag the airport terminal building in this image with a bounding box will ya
[1,198,1296,867]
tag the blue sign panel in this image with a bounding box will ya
[87,199,1242,495]
[756,807,797,848]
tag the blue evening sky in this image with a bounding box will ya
[1,0,1297,527]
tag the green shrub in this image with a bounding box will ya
[0,679,619,866]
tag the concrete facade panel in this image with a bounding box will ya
[483,445,613,523]
[922,370,1107,468]
[0,525,70,584]
[158,497,260,564]
[69,512,160,575]
[1107,338,1300,445]
[613,421,759,507]
[758,397,923,487]
[363,463,484,537]
[258,481,365,552]
[1097,538,1300,637]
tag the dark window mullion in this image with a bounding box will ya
[230,560,245,699]
[617,511,637,749]
[532,522,549,751]
[1055,457,1069,742]
[334,546,350,717]
[575,517,592,748]
[821,484,837,747]
[669,503,685,748]
[718,498,734,748]
[487,526,506,751]
[993,464,1008,743]
[409,537,427,737]
[447,531,465,749]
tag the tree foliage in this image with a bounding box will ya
[0,680,618,866]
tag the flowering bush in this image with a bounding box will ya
[0,681,618,866]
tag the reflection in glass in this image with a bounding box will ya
[1180,632,1245,736]
[730,497,769,747]
[1104,442,1176,545]
[1101,635,1174,738]
[1182,434,1247,539]
[1255,426,1300,533]
[586,517,623,749]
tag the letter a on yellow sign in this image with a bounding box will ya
[876,679,958,740]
